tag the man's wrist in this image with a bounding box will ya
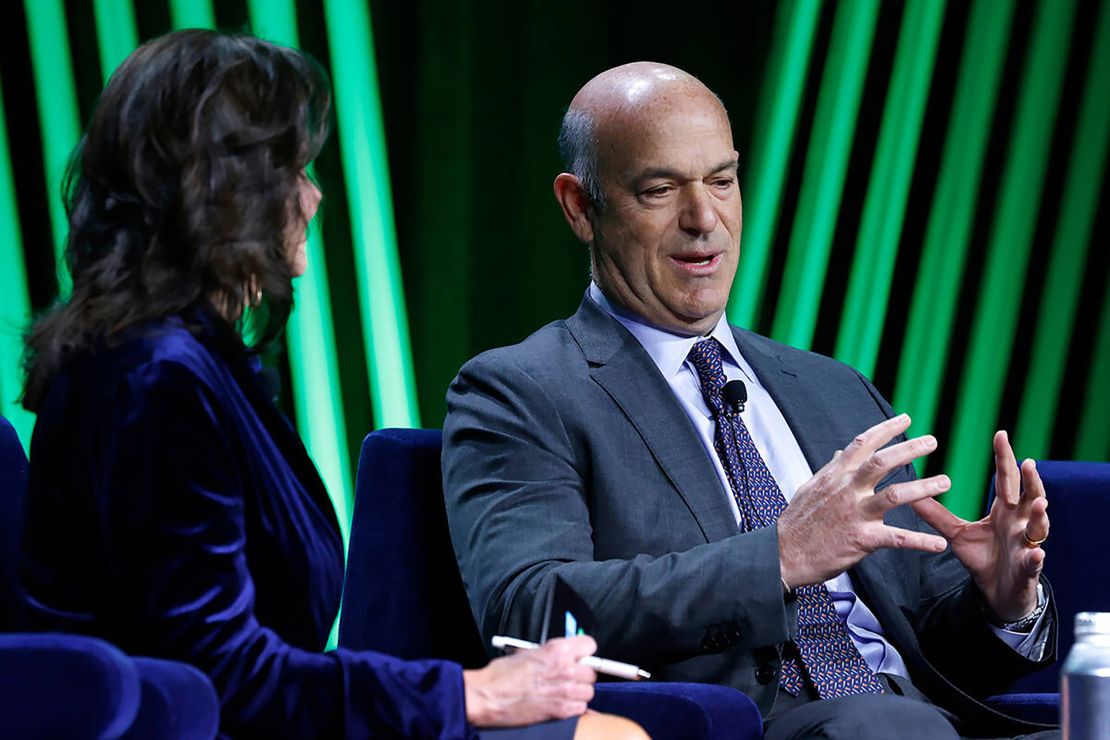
[984,583,1047,633]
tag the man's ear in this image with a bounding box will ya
[553,173,595,244]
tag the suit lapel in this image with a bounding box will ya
[730,327,911,614]
[731,328,844,473]
[567,295,738,543]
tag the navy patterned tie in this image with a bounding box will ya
[687,338,884,699]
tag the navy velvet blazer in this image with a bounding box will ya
[21,309,471,738]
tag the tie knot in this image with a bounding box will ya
[688,338,727,398]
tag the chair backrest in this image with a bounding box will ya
[338,428,488,668]
[1000,460,1110,693]
[0,416,29,630]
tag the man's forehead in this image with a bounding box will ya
[596,103,735,175]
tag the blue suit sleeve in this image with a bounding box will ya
[101,359,472,738]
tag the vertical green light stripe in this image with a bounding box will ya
[169,0,216,30]
[892,0,1016,441]
[322,0,420,428]
[1015,1,1110,459]
[834,0,946,377]
[0,76,35,452]
[24,0,81,296]
[1075,281,1110,461]
[92,0,139,82]
[771,0,881,350]
[245,0,354,548]
[248,2,351,652]
[946,0,1076,518]
[728,0,822,329]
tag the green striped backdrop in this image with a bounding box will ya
[1,0,1107,542]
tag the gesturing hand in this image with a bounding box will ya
[777,414,950,589]
[911,431,1048,622]
[463,635,597,728]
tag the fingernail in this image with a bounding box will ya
[937,476,950,490]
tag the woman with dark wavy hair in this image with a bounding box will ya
[18,30,641,739]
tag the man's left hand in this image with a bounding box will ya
[911,430,1049,623]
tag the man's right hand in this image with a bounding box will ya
[463,635,597,728]
[776,414,950,590]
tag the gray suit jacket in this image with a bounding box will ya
[443,293,1054,735]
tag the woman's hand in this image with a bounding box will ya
[463,635,598,728]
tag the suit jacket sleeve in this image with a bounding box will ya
[443,350,796,666]
[96,360,471,739]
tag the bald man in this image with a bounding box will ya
[443,63,1057,739]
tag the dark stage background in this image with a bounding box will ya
[0,0,1107,533]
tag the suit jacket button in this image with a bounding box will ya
[755,665,777,684]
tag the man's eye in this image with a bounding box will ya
[643,186,673,198]
[712,178,735,189]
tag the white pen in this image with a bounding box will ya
[491,635,651,681]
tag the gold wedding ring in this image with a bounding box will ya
[1023,531,1047,548]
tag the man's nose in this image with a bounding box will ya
[678,185,720,235]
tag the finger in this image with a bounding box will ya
[1020,458,1047,507]
[548,634,597,660]
[909,496,965,539]
[870,524,948,553]
[561,681,596,704]
[554,700,589,719]
[863,475,950,516]
[569,662,597,685]
[1024,545,1046,577]
[839,414,913,467]
[993,430,1021,506]
[855,435,938,488]
[1024,495,1050,543]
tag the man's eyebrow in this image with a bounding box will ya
[708,158,740,175]
[632,159,740,185]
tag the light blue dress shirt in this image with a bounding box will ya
[588,283,1048,674]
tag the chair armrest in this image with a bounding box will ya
[122,657,220,739]
[591,682,762,740]
[0,632,142,738]
[986,692,1059,726]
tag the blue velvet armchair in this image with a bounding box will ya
[986,460,1110,725]
[0,416,221,739]
[339,428,763,739]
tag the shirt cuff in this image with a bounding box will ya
[989,583,1052,661]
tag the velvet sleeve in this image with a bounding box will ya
[102,358,473,738]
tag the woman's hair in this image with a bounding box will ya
[22,29,332,409]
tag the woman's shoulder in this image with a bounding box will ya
[104,317,230,385]
[47,314,238,412]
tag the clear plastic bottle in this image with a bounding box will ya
[1062,612,1110,739]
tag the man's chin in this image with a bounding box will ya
[660,306,727,337]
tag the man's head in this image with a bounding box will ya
[554,62,741,337]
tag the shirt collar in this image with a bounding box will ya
[587,282,751,382]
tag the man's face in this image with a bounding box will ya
[590,93,741,336]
